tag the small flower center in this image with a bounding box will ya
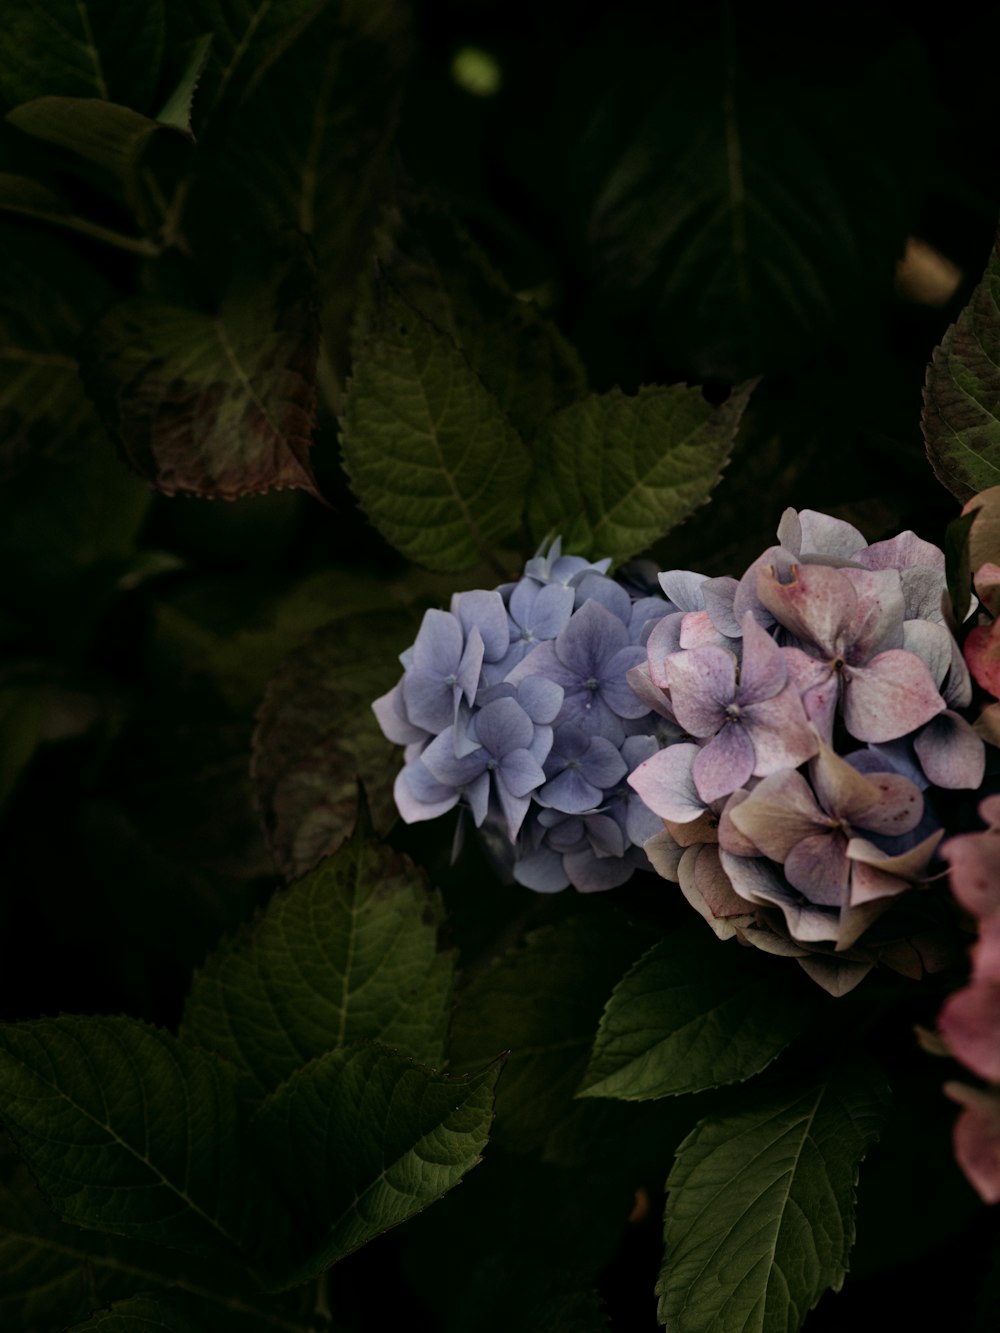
[724,702,742,721]
[585,676,600,692]
[445,672,459,687]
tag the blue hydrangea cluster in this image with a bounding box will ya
[373,540,677,892]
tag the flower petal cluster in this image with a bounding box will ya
[373,540,673,892]
[936,795,1000,1203]
[630,508,982,995]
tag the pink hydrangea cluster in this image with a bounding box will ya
[937,798,1000,1204]
[629,508,985,995]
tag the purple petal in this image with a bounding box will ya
[526,581,575,639]
[900,567,948,623]
[858,531,944,572]
[719,850,840,944]
[742,686,820,776]
[514,847,570,892]
[456,625,485,707]
[913,711,986,789]
[505,639,562,686]
[601,646,651,718]
[646,613,685,687]
[701,576,741,637]
[555,599,629,677]
[626,791,663,847]
[580,735,629,788]
[842,651,945,742]
[783,831,850,906]
[564,848,633,892]
[631,597,672,644]
[692,725,755,803]
[528,722,554,766]
[394,764,458,823]
[466,770,491,826]
[499,747,547,798]
[421,728,487,786]
[473,697,534,757]
[663,645,737,736]
[494,781,531,840]
[902,619,954,689]
[627,742,705,822]
[403,667,456,734]
[582,813,625,858]
[372,680,426,745]
[451,589,509,661]
[657,569,707,611]
[756,563,857,656]
[513,675,564,725]
[539,766,604,813]
[726,769,826,861]
[783,647,839,741]
[625,663,674,719]
[735,613,787,704]
[574,572,632,623]
[412,608,463,673]
[839,567,904,660]
[781,508,866,559]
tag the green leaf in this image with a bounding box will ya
[578,925,821,1101]
[82,238,320,500]
[173,0,327,141]
[182,815,455,1093]
[0,1015,285,1264]
[156,34,213,135]
[0,2,165,111]
[923,239,1000,501]
[658,1055,891,1332]
[341,286,531,571]
[251,610,415,879]
[7,96,189,181]
[368,200,587,438]
[944,508,977,623]
[253,1043,503,1290]
[449,911,652,1155]
[526,380,753,563]
[67,1293,210,1332]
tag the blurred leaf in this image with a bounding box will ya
[253,1043,503,1290]
[369,199,587,437]
[173,0,327,141]
[341,286,531,571]
[0,1,165,112]
[252,611,414,878]
[7,96,190,182]
[924,238,1000,501]
[0,1015,285,1263]
[0,170,72,229]
[658,1054,891,1332]
[83,238,320,500]
[578,925,820,1101]
[0,1167,306,1333]
[571,27,920,377]
[0,685,49,810]
[67,1294,210,1332]
[449,911,652,1155]
[944,509,977,623]
[182,815,455,1094]
[192,1,411,377]
[527,380,752,563]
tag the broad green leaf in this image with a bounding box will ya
[68,1294,210,1332]
[82,239,320,500]
[449,911,652,1155]
[658,1055,891,1332]
[0,1015,285,1263]
[251,610,415,878]
[0,2,165,111]
[367,200,587,438]
[182,813,455,1093]
[0,1168,306,1333]
[156,34,213,134]
[526,381,752,564]
[188,2,410,381]
[578,925,821,1101]
[173,0,327,141]
[253,1043,502,1290]
[7,96,189,181]
[923,240,1000,501]
[341,287,531,571]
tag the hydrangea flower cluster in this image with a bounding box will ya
[373,540,676,892]
[629,508,985,994]
[936,798,1000,1204]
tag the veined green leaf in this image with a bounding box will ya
[253,1043,503,1290]
[0,1015,286,1263]
[578,925,820,1101]
[82,238,320,501]
[658,1055,891,1331]
[526,380,753,564]
[67,1293,211,1332]
[341,286,531,571]
[7,96,190,181]
[182,813,455,1093]
[923,239,1000,501]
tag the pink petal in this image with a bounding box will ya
[839,567,905,659]
[941,826,1000,922]
[756,562,857,656]
[783,646,840,741]
[857,531,944,571]
[914,711,986,790]
[663,646,737,736]
[945,1082,1000,1205]
[678,845,754,940]
[784,831,850,907]
[965,619,1000,701]
[692,724,755,803]
[974,561,1000,618]
[736,612,788,704]
[644,827,683,881]
[742,685,820,775]
[939,982,1000,1082]
[841,650,945,742]
[645,612,685,688]
[846,830,944,904]
[625,663,675,719]
[787,508,867,559]
[726,768,826,862]
[716,790,760,857]
[679,609,738,650]
[627,742,705,822]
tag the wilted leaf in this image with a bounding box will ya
[527,380,753,563]
[0,1015,285,1263]
[578,925,821,1102]
[83,239,320,500]
[924,239,1000,501]
[658,1055,890,1332]
[0,2,165,111]
[254,1043,503,1290]
[252,610,414,878]
[341,286,531,571]
[182,813,455,1092]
